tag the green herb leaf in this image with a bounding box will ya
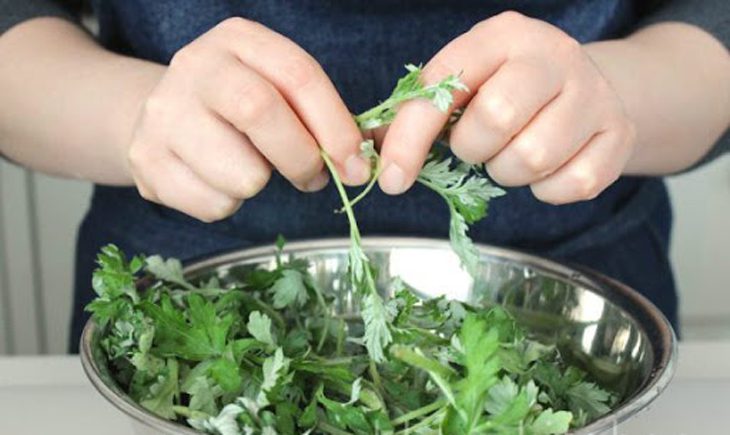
[529,409,573,434]
[269,269,309,309]
[258,347,291,407]
[145,255,195,291]
[247,311,276,348]
[418,157,505,275]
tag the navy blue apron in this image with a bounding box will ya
[71,0,677,351]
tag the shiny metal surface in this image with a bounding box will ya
[81,237,677,434]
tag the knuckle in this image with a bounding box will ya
[216,16,248,34]
[136,183,156,202]
[554,33,581,59]
[569,167,602,200]
[204,197,241,222]
[290,152,323,183]
[280,53,322,91]
[476,93,519,136]
[513,138,549,174]
[141,92,174,125]
[484,162,510,186]
[623,119,638,145]
[127,140,149,170]
[237,167,271,199]
[530,185,565,206]
[496,10,527,25]
[170,43,207,70]
[127,143,142,168]
[232,80,277,128]
[452,142,488,165]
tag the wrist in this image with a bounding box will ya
[585,24,730,175]
[101,56,165,183]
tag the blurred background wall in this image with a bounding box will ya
[0,158,728,354]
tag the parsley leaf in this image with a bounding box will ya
[418,157,505,275]
[269,269,309,309]
[257,347,291,407]
[145,255,196,291]
[247,311,276,348]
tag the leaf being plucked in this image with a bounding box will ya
[418,157,505,275]
[354,64,468,130]
[348,242,368,287]
[269,269,309,309]
[362,292,395,363]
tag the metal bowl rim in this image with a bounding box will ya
[80,236,677,434]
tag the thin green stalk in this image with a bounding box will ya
[321,150,361,242]
[316,315,331,353]
[394,408,447,435]
[369,358,384,397]
[335,318,345,357]
[391,399,447,427]
[353,89,436,128]
[337,163,382,212]
[241,294,286,329]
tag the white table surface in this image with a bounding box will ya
[1,341,729,435]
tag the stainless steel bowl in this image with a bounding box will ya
[80,237,676,435]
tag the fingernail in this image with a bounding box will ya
[379,162,407,195]
[303,171,330,192]
[344,154,371,185]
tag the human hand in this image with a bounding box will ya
[379,11,637,204]
[127,18,371,222]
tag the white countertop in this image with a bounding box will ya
[1,341,729,435]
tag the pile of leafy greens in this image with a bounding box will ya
[86,66,616,435]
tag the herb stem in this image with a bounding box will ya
[391,399,447,426]
[393,408,447,434]
[354,89,439,129]
[316,316,330,353]
[337,162,382,212]
[321,150,361,243]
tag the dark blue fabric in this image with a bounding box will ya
[71,0,678,351]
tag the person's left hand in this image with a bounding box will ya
[378,11,637,205]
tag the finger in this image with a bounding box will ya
[530,123,635,205]
[194,54,329,191]
[169,107,273,199]
[208,18,370,185]
[449,58,562,164]
[378,26,508,194]
[485,85,603,187]
[134,149,242,222]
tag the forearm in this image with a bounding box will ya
[585,22,730,175]
[0,17,164,184]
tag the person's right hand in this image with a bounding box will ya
[127,17,371,222]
